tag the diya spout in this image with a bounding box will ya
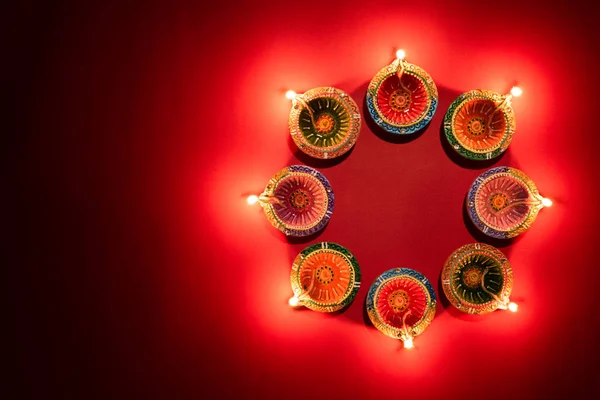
[258,194,282,206]
[481,269,515,312]
[493,86,521,113]
[505,194,551,209]
[289,290,312,308]
[395,55,406,80]
[393,49,412,94]
[495,297,517,312]
[399,310,414,349]
[247,194,281,206]
[290,93,317,127]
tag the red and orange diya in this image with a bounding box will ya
[444,89,517,160]
[442,243,516,314]
[288,87,361,159]
[467,166,552,239]
[366,53,438,134]
[289,242,360,312]
[366,268,436,348]
[254,165,334,237]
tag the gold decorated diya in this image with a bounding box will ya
[287,87,361,159]
[289,242,361,312]
[247,165,334,237]
[467,166,552,239]
[366,268,436,349]
[444,87,522,160]
[366,49,438,134]
[442,243,518,314]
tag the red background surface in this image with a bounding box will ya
[11,0,600,398]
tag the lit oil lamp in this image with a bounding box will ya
[366,48,438,135]
[247,165,334,237]
[444,86,522,160]
[442,243,518,314]
[467,166,552,239]
[366,268,436,349]
[288,242,361,312]
[286,87,361,159]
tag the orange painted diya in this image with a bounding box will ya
[444,89,516,160]
[290,242,360,312]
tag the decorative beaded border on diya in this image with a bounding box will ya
[288,87,361,159]
[260,165,334,237]
[444,89,516,160]
[366,60,438,134]
[442,243,513,314]
[467,166,544,239]
[366,268,436,342]
[290,242,361,312]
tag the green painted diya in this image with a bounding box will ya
[442,243,515,314]
[444,89,516,160]
[288,87,361,159]
[290,242,360,312]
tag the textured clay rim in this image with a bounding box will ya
[366,60,438,134]
[288,87,361,159]
[444,89,516,160]
[290,242,361,312]
[441,243,513,314]
[366,268,436,339]
[261,165,334,237]
[467,166,541,239]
